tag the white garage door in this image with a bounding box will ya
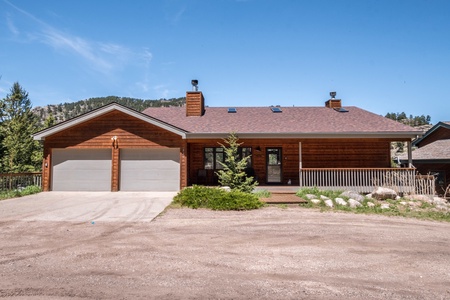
[120,148,180,191]
[52,149,112,191]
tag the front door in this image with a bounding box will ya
[266,148,282,183]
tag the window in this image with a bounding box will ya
[204,147,252,169]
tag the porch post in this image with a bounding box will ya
[407,141,413,168]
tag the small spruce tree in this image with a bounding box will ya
[216,133,258,193]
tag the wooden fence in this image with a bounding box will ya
[0,172,42,191]
[299,168,435,195]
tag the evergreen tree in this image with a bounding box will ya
[216,133,258,193]
[0,82,41,172]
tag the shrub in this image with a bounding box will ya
[173,185,263,210]
[0,185,41,200]
[19,185,42,196]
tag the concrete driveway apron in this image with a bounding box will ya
[0,192,176,222]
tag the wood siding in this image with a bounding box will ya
[187,138,393,186]
[416,126,450,147]
[186,91,204,116]
[42,110,183,191]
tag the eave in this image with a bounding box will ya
[184,131,423,140]
[33,102,187,140]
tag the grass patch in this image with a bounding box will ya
[173,185,264,211]
[253,189,271,198]
[297,187,450,222]
[0,185,42,200]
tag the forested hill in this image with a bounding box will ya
[32,96,186,126]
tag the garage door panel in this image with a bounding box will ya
[52,149,111,191]
[120,148,180,191]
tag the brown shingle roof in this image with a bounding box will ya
[142,106,421,135]
[404,139,450,160]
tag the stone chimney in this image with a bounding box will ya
[186,91,205,116]
[325,91,342,108]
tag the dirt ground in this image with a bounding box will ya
[1,206,450,299]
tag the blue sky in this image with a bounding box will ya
[1,0,449,123]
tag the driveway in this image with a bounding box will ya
[0,192,176,222]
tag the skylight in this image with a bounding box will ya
[228,107,237,113]
[334,107,349,113]
[271,107,282,113]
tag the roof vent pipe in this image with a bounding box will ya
[191,79,199,91]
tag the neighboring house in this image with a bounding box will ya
[33,88,422,192]
[399,121,450,195]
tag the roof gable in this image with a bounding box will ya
[412,121,450,147]
[33,102,187,140]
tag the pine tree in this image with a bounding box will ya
[0,82,41,172]
[216,133,258,193]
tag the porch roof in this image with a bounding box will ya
[142,106,422,139]
[399,139,450,161]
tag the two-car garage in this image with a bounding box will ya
[51,148,180,192]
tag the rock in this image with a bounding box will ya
[320,195,329,200]
[395,196,401,200]
[433,197,448,206]
[340,191,365,202]
[405,194,433,203]
[372,187,397,200]
[334,198,347,206]
[221,186,231,192]
[324,199,334,208]
[311,199,321,204]
[366,193,373,199]
[305,194,318,200]
[348,199,362,208]
[380,203,390,209]
[399,201,407,206]
[367,202,375,208]
[436,205,448,211]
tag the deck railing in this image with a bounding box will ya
[0,172,42,191]
[299,168,434,195]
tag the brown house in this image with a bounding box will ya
[33,88,422,192]
[400,121,450,195]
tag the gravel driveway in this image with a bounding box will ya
[0,199,449,299]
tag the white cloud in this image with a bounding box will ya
[3,0,146,75]
[6,14,19,35]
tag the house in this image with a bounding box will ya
[33,86,422,192]
[399,121,450,195]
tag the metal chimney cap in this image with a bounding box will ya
[330,91,336,99]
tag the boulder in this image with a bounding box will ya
[399,201,407,206]
[432,197,448,206]
[334,198,347,206]
[311,199,321,204]
[380,203,390,209]
[305,194,318,200]
[348,199,362,208]
[405,194,433,203]
[340,191,365,202]
[367,202,375,208]
[372,187,397,200]
[221,186,231,192]
[320,195,329,200]
[324,199,334,208]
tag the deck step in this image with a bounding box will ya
[261,193,307,204]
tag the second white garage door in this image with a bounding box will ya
[120,148,180,191]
